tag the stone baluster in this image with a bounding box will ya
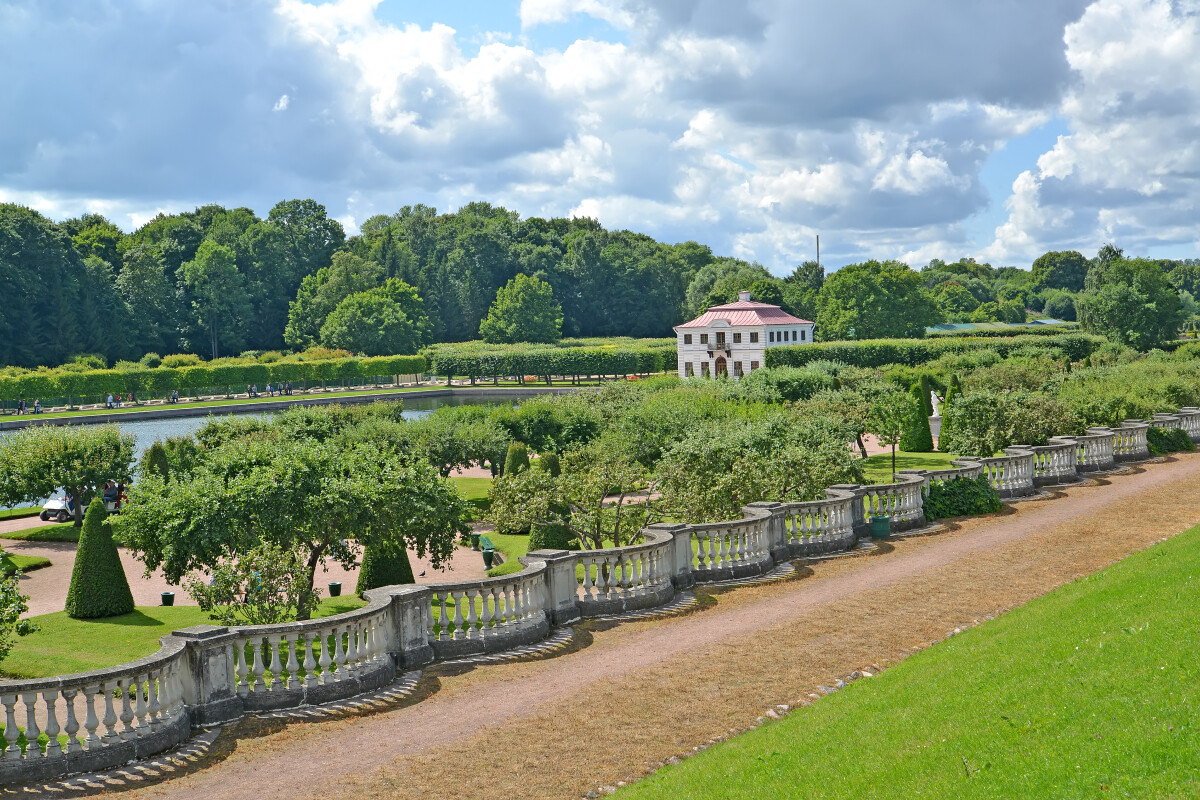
[317,630,334,685]
[331,626,347,680]
[234,638,250,697]
[283,635,300,690]
[63,688,82,754]
[82,685,101,750]
[250,638,267,692]
[117,679,135,741]
[101,680,120,745]
[133,674,150,733]
[21,692,40,756]
[146,669,162,729]
[303,633,319,688]
[2,694,18,759]
[344,624,359,677]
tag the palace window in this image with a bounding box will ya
[750,332,759,343]
[750,361,760,370]
[684,334,692,344]
[800,329,806,341]
[716,332,726,346]
[700,333,709,344]
[701,362,711,377]
[733,332,742,343]
[769,331,775,343]
[685,362,694,377]
[734,361,744,377]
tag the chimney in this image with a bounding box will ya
[738,290,751,302]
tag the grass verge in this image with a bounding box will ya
[0,508,39,522]
[0,524,79,542]
[2,595,366,679]
[0,554,50,576]
[862,450,957,483]
[619,523,1200,800]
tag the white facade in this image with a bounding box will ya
[673,291,815,378]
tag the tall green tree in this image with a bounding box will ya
[1030,250,1089,292]
[318,278,431,355]
[817,260,941,340]
[479,273,563,344]
[178,240,250,359]
[117,244,176,355]
[285,251,385,349]
[1077,257,1184,350]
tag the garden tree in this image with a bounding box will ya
[267,198,345,281]
[0,424,135,526]
[918,373,935,416]
[185,542,316,625]
[355,542,415,597]
[178,240,251,359]
[1077,257,1184,350]
[116,244,176,355]
[0,563,36,663]
[117,431,470,620]
[867,386,913,480]
[1042,290,1077,321]
[503,441,530,476]
[748,279,785,307]
[318,278,431,356]
[938,390,1084,457]
[1031,250,1089,292]
[538,451,561,476]
[68,216,125,274]
[1166,259,1200,297]
[816,260,940,340]
[479,273,563,344]
[998,298,1028,323]
[488,442,655,549]
[65,499,134,619]
[783,260,824,320]
[657,414,862,522]
[684,258,772,317]
[804,386,880,459]
[935,281,980,316]
[285,251,385,349]
[143,441,171,481]
[408,413,511,477]
[787,260,825,292]
[899,385,935,453]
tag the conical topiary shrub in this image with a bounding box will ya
[899,384,935,452]
[538,451,561,477]
[503,441,530,477]
[918,373,935,416]
[65,498,134,619]
[356,543,415,597]
[144,441,170,481]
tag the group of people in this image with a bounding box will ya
[104,393,135,409]
[247,382,293,398]
[100,480,128,510]
[13,399,41,414]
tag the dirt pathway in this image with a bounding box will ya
[114,454,1200,800]
[0,515,53,536]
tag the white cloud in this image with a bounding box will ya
[274,94,290,111]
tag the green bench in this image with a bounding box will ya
[480,535,497,568]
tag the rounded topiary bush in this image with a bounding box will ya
[144,441,170,481]
[537,451,561,477]
[65,499,134,619]
[356,543,416,597]
[528,523,579,551]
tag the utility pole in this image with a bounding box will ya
[816,234,820,268]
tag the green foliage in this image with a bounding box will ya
[939,390,1083,456]
[0,424,135,526]
[918,373,934,415]
[1031,250,1089,292]
[425,337,672,383]
[479,273,563,344]
[765,333,1101,370]
[143,441,170,481]
[923,475,1003,520]
[184,542,317,626]
[1078,257,1185,351]
[538,451,561,477]
[734,366,835,403]
[1146,427,1195,455]
[318,278,431,356]
[899,385,935,452]
[816,260,941,340]
[355,542,415,596]
[65,499,134,619]
[527,523,579,551]
[0,559,36,664]
[503,441,531,476]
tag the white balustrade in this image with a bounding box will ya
[1032,439,1078,484]
[690,515,771,573]
[978,449,1035,495]
[577,536,672,602]
[780,495,854,550]
[1075,428,1115,470]
[1177,408,1200,441]
[859,475,924,527]
[427,567,546,645]
[1113,421,1150,459]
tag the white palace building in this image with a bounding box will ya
[674,290,815,379]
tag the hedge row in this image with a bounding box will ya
[0,355,426,404]
[425,340,677,381]
[764,333,1103,369]
[925,323,1080,339]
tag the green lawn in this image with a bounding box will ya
[0,554,50,576]
[3,596,367,679]
[450,476,493,522]
[619,523,1200,800]
[862,450,957,484]
[0,524,79,542]
[0,508,39,522]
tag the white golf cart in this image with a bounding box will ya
[40,489,122,522]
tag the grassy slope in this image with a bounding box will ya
[620,524,1200,800]
[0,554,50,576]
[3,596,366,679]
[862,450,957,484]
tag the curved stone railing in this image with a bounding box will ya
[5,405,1193,786]
[1075,428,1116,472]
[0,638,190,784]
[575,529,676,616]
[426,563,549,660]
[1113,420,1150,461]
[1032,439,1079,485]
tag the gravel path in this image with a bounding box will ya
[0,514,54,535]
[113,452,1200,800]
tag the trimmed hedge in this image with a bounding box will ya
[1147,427,1195,455]
[925,323,1080,338]
[764,333,1102,370]
[528,523,579,551]
[0,354,426,406]
[423,338,675,382]
[65,499,135,619]
[923,475,1004,521]
[355,544,416,596]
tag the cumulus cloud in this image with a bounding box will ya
[2,0,1196,270]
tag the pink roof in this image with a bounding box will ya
[676,300,813,329]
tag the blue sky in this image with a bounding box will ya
[1,0,1198,272]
